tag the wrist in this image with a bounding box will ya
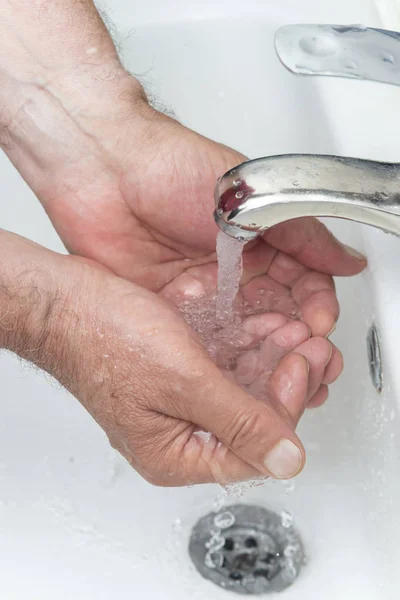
[2,68,147,196]
[0,0,148,190]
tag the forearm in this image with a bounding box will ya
[0,0,144,191]
[0,231,73,373]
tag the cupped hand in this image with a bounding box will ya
[1,230,340,486]
[34,97,366,343]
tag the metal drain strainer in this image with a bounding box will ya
[188,504,305,595]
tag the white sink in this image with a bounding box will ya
[1,1,400,598]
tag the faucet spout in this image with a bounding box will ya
[214,154,400,240]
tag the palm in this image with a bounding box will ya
[45,109,361,338]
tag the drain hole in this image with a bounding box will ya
[244,537,258,548]
[261,552,279,564]
[253,568,272,580]
[230,571,243,581]
[233,553,257,571]
[224,538,235,551]
[189,504,305,595]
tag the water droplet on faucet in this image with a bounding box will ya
[380,51,395,64]
[299,34,337,57]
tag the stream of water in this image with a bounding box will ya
[215,231,245,323]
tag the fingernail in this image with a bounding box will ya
[342,244,366,261]
[264,438,303,479]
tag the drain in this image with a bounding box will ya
[367,324,383,392]
[188,504,305,594]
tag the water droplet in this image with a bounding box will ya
[333,24,367,33]
[345,61,357,70]
[205,532,225,551]
[233,178,243,187]
[282,563,298,582]
[214,511,235,529]
[282,479,295,494]
[299,34,337,57]
[213,491,227,512]
[235,190,244,199]
[236,236,245,243]
[353,24,367,31]
[283,544,298,558]
[205,550,224,569]
[172,518,183,534]
[281,510,293,528]
[259,289,265,295]
[292,180,300,187]
[380,51,395,64]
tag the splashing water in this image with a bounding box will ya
[216,231,245,323]
[281,510,294,528]
[214,511,236,529]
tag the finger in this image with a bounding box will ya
[241,240,278,284]
[215,313,288,371]
[229,312,288,350]
[235,320,310,387]
[289,337,332,399]
[184,355,309,485]
[258,321,311,368]
[241,275,296,316]
[266,353,309,423]
[291,272,339,336]
[166,359,306,483]
[323,344,343,384]
[263,217,366,276]
[307,384,329,408]
[264,248,309,287]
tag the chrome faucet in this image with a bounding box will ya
[214,25,400,240]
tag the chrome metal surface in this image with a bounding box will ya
[367,324,383,393]
[214,25,400,241]
[188,504,305,595]
[214,154,400,239]
[275,24,400,86]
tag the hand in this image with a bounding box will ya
[0,1,365,478]
[0,3,365,337]
[0,230,338,485]
[20,99,363,408]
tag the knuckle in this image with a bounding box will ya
[224,409,265,453]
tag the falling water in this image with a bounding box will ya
[215,231,245,323]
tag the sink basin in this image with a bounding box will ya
[1,0,400,598]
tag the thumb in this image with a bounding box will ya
[264,216,366,276]
[168,356,307,485]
